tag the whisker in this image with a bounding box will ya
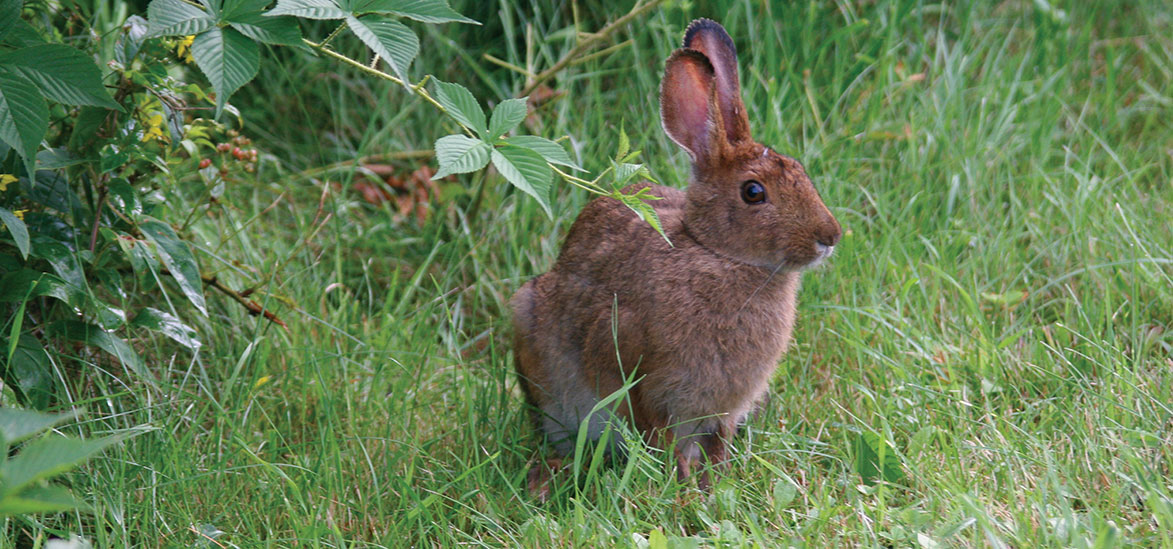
[738,260,787,312]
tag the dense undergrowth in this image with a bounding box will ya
[1,0,1172,546]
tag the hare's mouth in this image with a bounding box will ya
[804,243,835,269]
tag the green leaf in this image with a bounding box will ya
[0,408,73,446]
[503,135,579,169]
[491,145,552,218]
[4,334,55,410]
[220,0,272,19]
[618,190,668,244]
[0,67,47,176]
[190,26,260,117]
[432,80,486,138]
[146,0,215,37]
[487,97,527,141]
[0,206,29,259]
[0,0,20,43]
[131,307,201,350]
[100,143,130,174]
[616,124,630,160]
[351,0,477,24]
[139,218,207,316]
[0,45,121,110]
[68,106,108,153]
[107,179,143,217]
[51,320,154,384]
[29,237,84,290]
[36,148,87,170]
[115,15,149,66]
[0,270,76,305]
[432,134,489,179]
[648,529,667,549]
[345,15,418,89]
[1,19,44,48]
[0,485,87,516]
[265,0,348,19]
[612,162,645,188]
[227,12,303,46]
[1,432,124,497]
[853,431,904,485]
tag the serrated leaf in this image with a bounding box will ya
[0,485,87,516]
[432,134,489,179]
[432,79,486,137]
[619,192,668,244]
[1,19,45,48]
[350,0,477,23]
[139,218,207,316]
[0,0,22,44]
[617,124,630,160]
[190,26,259,117]
[265,0,348,19]
[1,432,124,497]
[0,206,29,259]
[0,67,47,176]
[51,320,154,385]
[227,12,303,46]
[491,145,552,218]
[612,162,645,188]
[131,307,201,350]
[0,45,120,110]
[345,15,417,89]
[220,0,272,19]
[487,97,527,141]
[0,408,73,446]
[146,0,215,37]
[504,135,578,169]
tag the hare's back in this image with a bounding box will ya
[552,183,685,280]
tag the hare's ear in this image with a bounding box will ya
[660,49,723,163]
[683,19,750,144]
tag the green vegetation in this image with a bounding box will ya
[2,0,1172,546]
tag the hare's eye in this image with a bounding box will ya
[741,180,766,204]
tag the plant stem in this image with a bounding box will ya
[302,38,475,137]
[521,0,666,96]
[319,22,347,49]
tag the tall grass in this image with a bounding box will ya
[6,0,1172,546]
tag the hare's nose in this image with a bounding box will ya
[816,221,841,248]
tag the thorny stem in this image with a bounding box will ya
[319,22,347,49]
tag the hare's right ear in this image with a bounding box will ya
[660,49,723,164]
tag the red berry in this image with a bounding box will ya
[199,158,211,169]
[232,147,243,160]
[216,142,230,152]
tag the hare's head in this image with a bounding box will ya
[661,20,840,270]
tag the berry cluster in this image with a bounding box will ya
[199,133,258,176]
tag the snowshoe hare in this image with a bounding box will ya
[511,19,841,496]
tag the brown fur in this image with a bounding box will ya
[511,19,840,496]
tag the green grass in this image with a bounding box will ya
[7,0,1173,546]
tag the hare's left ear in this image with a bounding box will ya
[683,19,750,144]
